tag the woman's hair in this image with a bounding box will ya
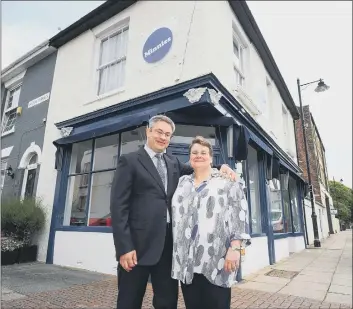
[189,136,213,157]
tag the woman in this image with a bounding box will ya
[171,136,251,309]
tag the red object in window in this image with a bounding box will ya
[106,218,112,226]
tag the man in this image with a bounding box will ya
[110,115,236,309]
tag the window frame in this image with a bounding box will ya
[57,124,224,232]
[96,24,129,97]
[273,171,304,239]
[233,32,246,87]
[1,83,22,136]
[243,144,266,236]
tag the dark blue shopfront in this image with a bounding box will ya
[47,74,307,279]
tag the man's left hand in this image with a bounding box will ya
[220,164,237,181]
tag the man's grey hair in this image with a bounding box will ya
[148,115,175,133]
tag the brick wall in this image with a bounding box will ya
[294,105,323,205]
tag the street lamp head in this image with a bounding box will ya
[314,79,330,93]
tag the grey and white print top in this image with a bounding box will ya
[171,169,251,288]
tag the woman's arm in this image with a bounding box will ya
[227,182,251,245]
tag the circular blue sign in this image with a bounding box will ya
[143,27,173,63]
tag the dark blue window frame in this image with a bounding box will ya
[243,142,267,238]
[273,171,305,240]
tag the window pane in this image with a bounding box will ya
[281,174,293,233]
[7,85,21,109]
[289,177,301,232]
[88,171,115,226]
[29,154,38,165]
[70,140,93,174]
[120,127,146,155]
[233,40,240,57]
[93,134,119,171]
[269,179,284,233]
[64,175,89,226]
[171,125,217,146]
[248,146,262,234]
[2,110,17,133]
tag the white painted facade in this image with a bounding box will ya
[36,1,301,274]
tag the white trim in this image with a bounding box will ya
[1,126,16,137]
[1,146,14,158]
[18,142,42,169]
[1,44,56,84]
[4,71,26,89]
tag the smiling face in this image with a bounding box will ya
[189,140,213,171]
[146,120,173,153]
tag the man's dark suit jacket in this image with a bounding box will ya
[110,147,195,266]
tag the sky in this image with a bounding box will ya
[2,1,352,188]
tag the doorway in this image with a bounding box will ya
[21,154,38,198]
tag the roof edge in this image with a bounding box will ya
[231,1,299,120]
[49,0,137,48]
[1,40,50,75]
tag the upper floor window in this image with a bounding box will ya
[6,85,21,110]
[233,33,245,87]
[97,26,129,95]
[2,84,21,135]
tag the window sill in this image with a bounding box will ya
[274,232,304,240]
[234,86,261,116]
[84,88,125,106]
[1,128,15,137]
[56,225,112,233]
[250,233,267,238]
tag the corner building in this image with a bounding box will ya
[36,1,308,279]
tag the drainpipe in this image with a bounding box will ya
[293,118,309,246]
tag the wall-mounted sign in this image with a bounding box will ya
[143,27,173,63]
[28,92,50,108]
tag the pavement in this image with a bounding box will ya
[1,230,352,309]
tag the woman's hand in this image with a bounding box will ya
[224,248,241,272]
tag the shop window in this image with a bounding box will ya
[97,25,129,95]
[120,127,146,155]
[171,125,217,146]
[64,135,119,227]
[64,127,148,227]
[247,146,262,234]
[269,178,284,233]
[289,176,301,232]
[280,173,293,233]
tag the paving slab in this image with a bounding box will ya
[235,281,287,293]
[279,285,327,301]
[291,273,333,284]
[325,292,353,306]
[248,274,291,285]
[1,262,111,295]
[329,284,353,295]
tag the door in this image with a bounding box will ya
[24,168,37,198]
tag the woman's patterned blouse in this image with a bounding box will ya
[171,169,251,288]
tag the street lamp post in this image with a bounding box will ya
[297,78,330,248]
